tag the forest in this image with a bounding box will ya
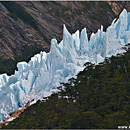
[2,45,130,129]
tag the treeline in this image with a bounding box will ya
[2,46,130,129]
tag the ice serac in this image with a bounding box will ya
[80,28,88,54]
[0,9,130,121]
[0,74,9,90]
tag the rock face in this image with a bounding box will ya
[1,1,130,60]
[17,1,115,41]
[0,1,118,59]
[0,3,49,59]
[108,1,130,16]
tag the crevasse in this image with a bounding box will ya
[0,9,130,121]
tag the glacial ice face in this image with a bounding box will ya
[0,9,130,121]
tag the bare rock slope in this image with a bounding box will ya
[0,2,49,59]
[0,1,130,74]
[0,1,115,59]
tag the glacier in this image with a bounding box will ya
[0,9,130,121]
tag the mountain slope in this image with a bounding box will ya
[0,2,49,59]
[0,1,130,126]
[0,1,130,75]
[0,1,117,76]
[0,1,116,60]
[0,8,130,123]
[17,1,115,40]
[108,1,130,15]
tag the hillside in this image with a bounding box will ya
[0,1,130,129]
[0,1,130,75]
[0,1,119,75]
[1,1,130,75]
[0,7,130,123]
[2,45,130,129]
[0,1,117,59]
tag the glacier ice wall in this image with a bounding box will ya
[0,9,130,121]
